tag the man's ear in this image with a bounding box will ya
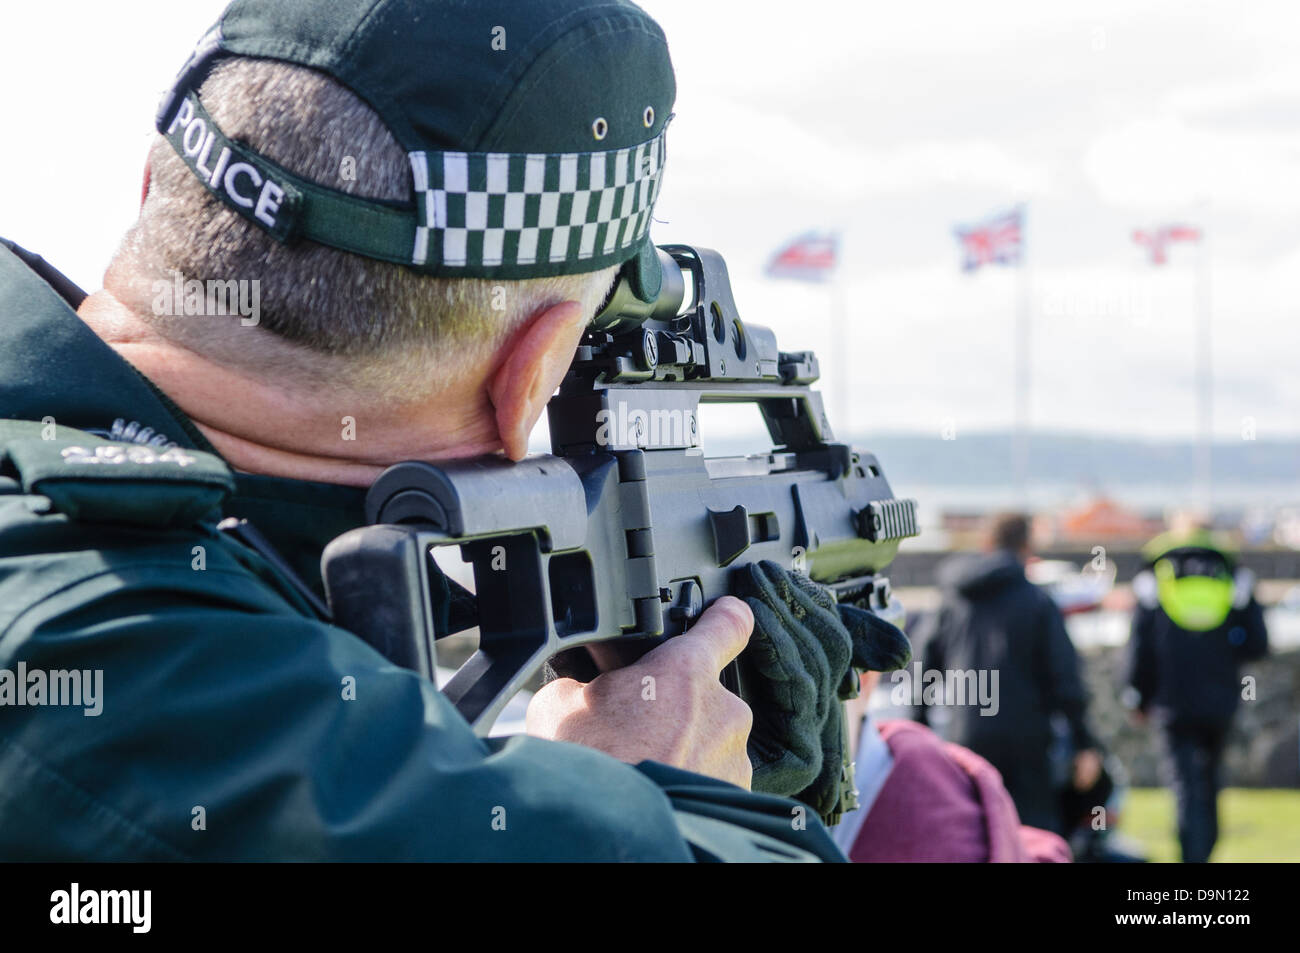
[489,300,587,460]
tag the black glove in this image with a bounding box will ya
[733,560,911,823]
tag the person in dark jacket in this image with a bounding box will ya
[1126,528,1269,863]
[910,513,1101,833]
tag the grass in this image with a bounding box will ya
[1118,788,1300,862]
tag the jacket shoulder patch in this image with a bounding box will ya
[0,419,232,529]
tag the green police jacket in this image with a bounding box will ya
[0,239,841,862]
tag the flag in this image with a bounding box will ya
[1133,224,1201,265]
[765,231,839,282]
[954,206,1024,272]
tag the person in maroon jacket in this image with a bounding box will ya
[835,672,1071,863]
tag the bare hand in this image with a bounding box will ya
[525,596,755,789]
[1072,748,1103,791]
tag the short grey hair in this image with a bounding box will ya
[107,57,617,396]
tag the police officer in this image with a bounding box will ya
[0,0,905,861]
[1127,526,1269,863]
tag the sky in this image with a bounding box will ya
[3,0,1299,443]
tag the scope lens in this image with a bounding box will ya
[591,248,687,333]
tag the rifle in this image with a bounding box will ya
[322,245,918,742]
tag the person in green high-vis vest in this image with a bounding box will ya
[1126,526,1269,863]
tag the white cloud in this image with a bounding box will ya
[666,96,1052,200]
[1083,117,1300,211]
[1164,66,1300,119]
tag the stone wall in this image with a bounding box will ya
[1081,646,1300,787]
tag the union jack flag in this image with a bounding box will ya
[954,206,1024,272]
[765,231,839,282]
[1133,224,1201,265]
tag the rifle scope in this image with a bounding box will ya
[590,247,688,334]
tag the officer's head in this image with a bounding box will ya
[983,511,1032,561]
[105,0,674,461]
[1142,525,1240,631]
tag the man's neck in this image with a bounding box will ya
[76,289,503,486]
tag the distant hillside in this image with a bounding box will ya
[837,430,1300,489]
[690,428,1299,510]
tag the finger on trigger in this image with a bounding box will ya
[690,595,754,672]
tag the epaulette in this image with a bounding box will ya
[0,419,232,529]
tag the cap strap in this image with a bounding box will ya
[157,87,667,281]
[157,89,417,264]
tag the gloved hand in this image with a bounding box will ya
[732,560,911,823]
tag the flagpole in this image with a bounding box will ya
[1013,205,1031,502]
[830,278,849,437]
[764,231,846,433]
[1195,225,1213,512]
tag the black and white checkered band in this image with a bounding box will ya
[407,131,666,276]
